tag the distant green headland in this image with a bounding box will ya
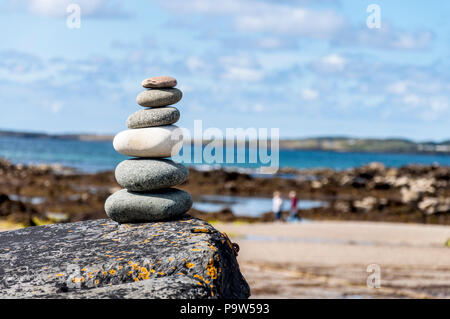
[0,130,449,154]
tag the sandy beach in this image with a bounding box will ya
[216,220,450,299]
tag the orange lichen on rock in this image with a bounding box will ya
[206,259,218,280]
[192,228,210,233]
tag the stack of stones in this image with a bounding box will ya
[105,76,192,223]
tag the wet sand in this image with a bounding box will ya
[216,220,450,298]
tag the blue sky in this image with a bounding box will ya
[0,0,449,141]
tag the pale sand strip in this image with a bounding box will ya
[215,221,450,298]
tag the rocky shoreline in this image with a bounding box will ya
[0,158,449,227]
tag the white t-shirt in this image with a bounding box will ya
[272,197,283,213]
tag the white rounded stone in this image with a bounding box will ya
[113,125,183,158]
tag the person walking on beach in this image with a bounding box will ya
[289,190,299,221]
[272,191,284,222]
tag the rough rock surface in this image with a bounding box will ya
[105,189,193,223]
[142,76,177,89]
[136,88,182,107]
[0,217,250,299]
[115,158,189,191]
[127,107,180,129]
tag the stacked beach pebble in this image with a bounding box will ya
[105,76,192,223]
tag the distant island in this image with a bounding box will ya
[1,129,449,154]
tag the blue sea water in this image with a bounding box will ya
[0,136,449,173]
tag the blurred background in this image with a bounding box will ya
[0,0,449,298]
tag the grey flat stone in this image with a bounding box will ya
[115,158,188,191]
[0,217,251,299]
[126,107,180,129]
[136,88,182,108]
[105,189,193,223]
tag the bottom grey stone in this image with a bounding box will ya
[0,218,251,299]
[105,188,192,223]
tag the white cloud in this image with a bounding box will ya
[238,103,267,112]
[235,7,345,38]
[160,0,433,51]
[301,88,319,100]
[311,53,347,73]
[17,0,129,18]
[160,0,346,39]
[186,56,211,73]
[387,81,408,95]
[222,67,264,82]
[333,23,433,51]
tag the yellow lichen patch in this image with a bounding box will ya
[197,281,203,286]
[157,272,165,276]
[72,277,80,283]
[89,275,93,279]
[102,271,108,276]
[80,277,85,282]
[112,239,119,242]
[186,262,195,269]
[194,274,205,281]
[206,260,218,280]
[134,278,139,282]
[128,261,134,265]
[150,269,155,273]
[169,257,174,262]
[190,248,201,252]
[55,273,64,277]
[132,264,140,271]
[128,271,133,276]
[139,268,150,280]
[81,268,87,272]
[178,272,184,275]
[109,269,116,275]
[95,279,100,285]
[192,228,210,233]
[116,258,124,261]
[118,266,123,270]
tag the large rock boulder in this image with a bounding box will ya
[0,217,250,299]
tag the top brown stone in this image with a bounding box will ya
[142,76,177,88]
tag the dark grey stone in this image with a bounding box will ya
[105,189,193,223]
[127,107,180,129]
[115,158,188,191]
[0,217,250,299]
[136,88,182,108]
